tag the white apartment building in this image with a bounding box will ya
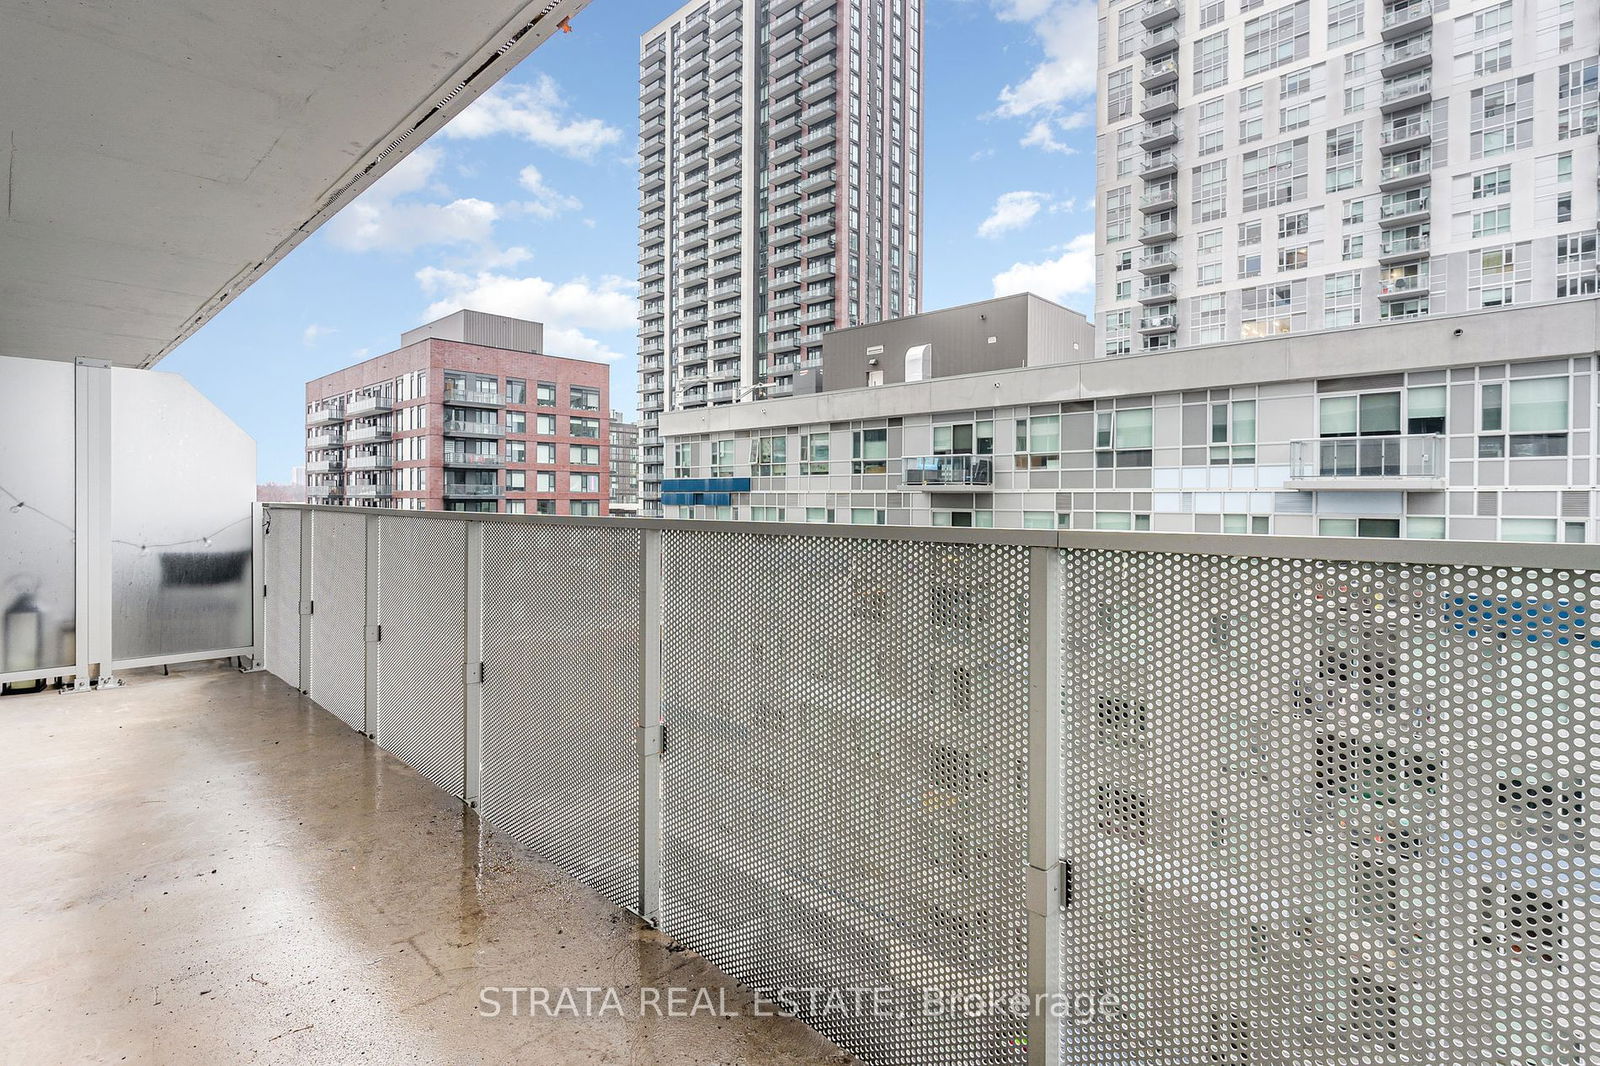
[1094,0,1599,356]
[659,296,1600,542]
[636,0,924,515]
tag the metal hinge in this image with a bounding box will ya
[1060,859,1074,911]
[364,625,381,643]
[299,600,314,616]
[640,722,665,757]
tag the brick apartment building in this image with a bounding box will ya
[304,310,610,514]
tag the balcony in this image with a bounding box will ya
[1138,311,1179,334]
[441,482,502,498]
[1379,231,1431,263]
[346,453,392,470]
[1289,434,1445,489]
[1138,281,1175,304]
[307,430,342,450]
[1381,0,1434,39]
[901,454,994,490]
[1137,248,1179,273]
[1139,217,1177,243]
[1380,115,1433,152]
[1140,23,1180,58]
[1379,153,1432,190]
[1382,32,1433,76]
[1140,149,1179,179]
[1141,0,1180,27]
[232,504,1600,1066]
[442,449,503,468]
[345,424,391,444]
[345,483,391,498]
[346,394,392,416]
[441,418,504,437]
[1378,268,1431,298]
[305,458,342,473]
[443,384,504,407]
[1141,56,1179,88]
[1379,192,1431,226]
[1380,71,1432,110]
[1141,86,1179,119]
[1140,184,1178,212]
[307,404,343,426]
[1140,118,1179,149]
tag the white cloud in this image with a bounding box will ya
[441,75,622,161]
[325,143,505,253]
[978,191,1047,238]
[992,233,1096,305]
[302,323,336,346]
[516,165,582,219]
[415,267,637,362]
[992,1,1097,149]
[327,197,499,253]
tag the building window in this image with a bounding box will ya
[1479,378,1570,457]
[850,507,884,525]
[533,441,554,464]
[1472,206,1511,238]
[1558,58,1599,139]
[801,431,830,474]
[1328,0,1363,45]
[1243,0,1310,76]
[1241,137,1309,211]
[1224,514,1271,534]
[1095,512,1152,531]
[710,439,736,477]
[1193,292,1227,343]
[505,379,526,404]
[569,385,601,411]
[1325,271,1362,327]
[1319,518,1401,538]
[507,440,528,463]
[1195,31,1229,93]
[1502,518,1558,543]
[934,421,995,455]
[1210,400,1257,464]
[1469,244,1529,307]
[570,500,600,517]
[1241,281,1306,336]
[1471,78,1533,158]
[672,442,692,478]
[506,411,527,434]
[570,416,601,439]
[851,428,888,473]
[1095,408,1154,468]
[536,382,557,406]
[506,470,526,491]
[1557,232,1598,297]
[1193,161,1228,222]
[1106,67,1133,122]
[571,444,600,466]
[1472,165,1512,199]
[752,435,787,476]
[535,471,556,493]
[1014,414,1061,469]
[1325,123,1362,192]
[569,473,600,493]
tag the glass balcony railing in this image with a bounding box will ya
[444,385,504,407]
[1289,434,1443,479]
[901,454,995,488]
[346,394,391,416]
[441,419,504,437]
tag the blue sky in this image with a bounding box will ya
[162,1,1099,482]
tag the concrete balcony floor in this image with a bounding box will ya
[0,662,851,1066]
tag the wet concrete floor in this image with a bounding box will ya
[0,661,853,1065]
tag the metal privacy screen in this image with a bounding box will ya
[1059,547,1594,1065]
[658,529,1034,1065]
[478,521,643,910]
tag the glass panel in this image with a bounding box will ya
[1115,409,1154,449]
[1406,516,1446,539]
[1502,518,1558,542]
[1481,384,1503,430]
[1358,392,1401,435]
[1095,512,1134,531]
[1233,401,1257,443]
[1031,416,1062,453]
[1319,518,1359,537]
[0,356,76,677]
[111,369,254,660]
[1508,378,1568,432]
[1319,395,1357,435]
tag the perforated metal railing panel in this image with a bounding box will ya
[263,509,301,690]
[308,511,367,731]
[478,522,643,910]
[376,517,467,797]
[660,530,1034,1066]
[1058,548,1596,1066]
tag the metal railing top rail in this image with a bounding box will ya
[263,503,1600,570]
